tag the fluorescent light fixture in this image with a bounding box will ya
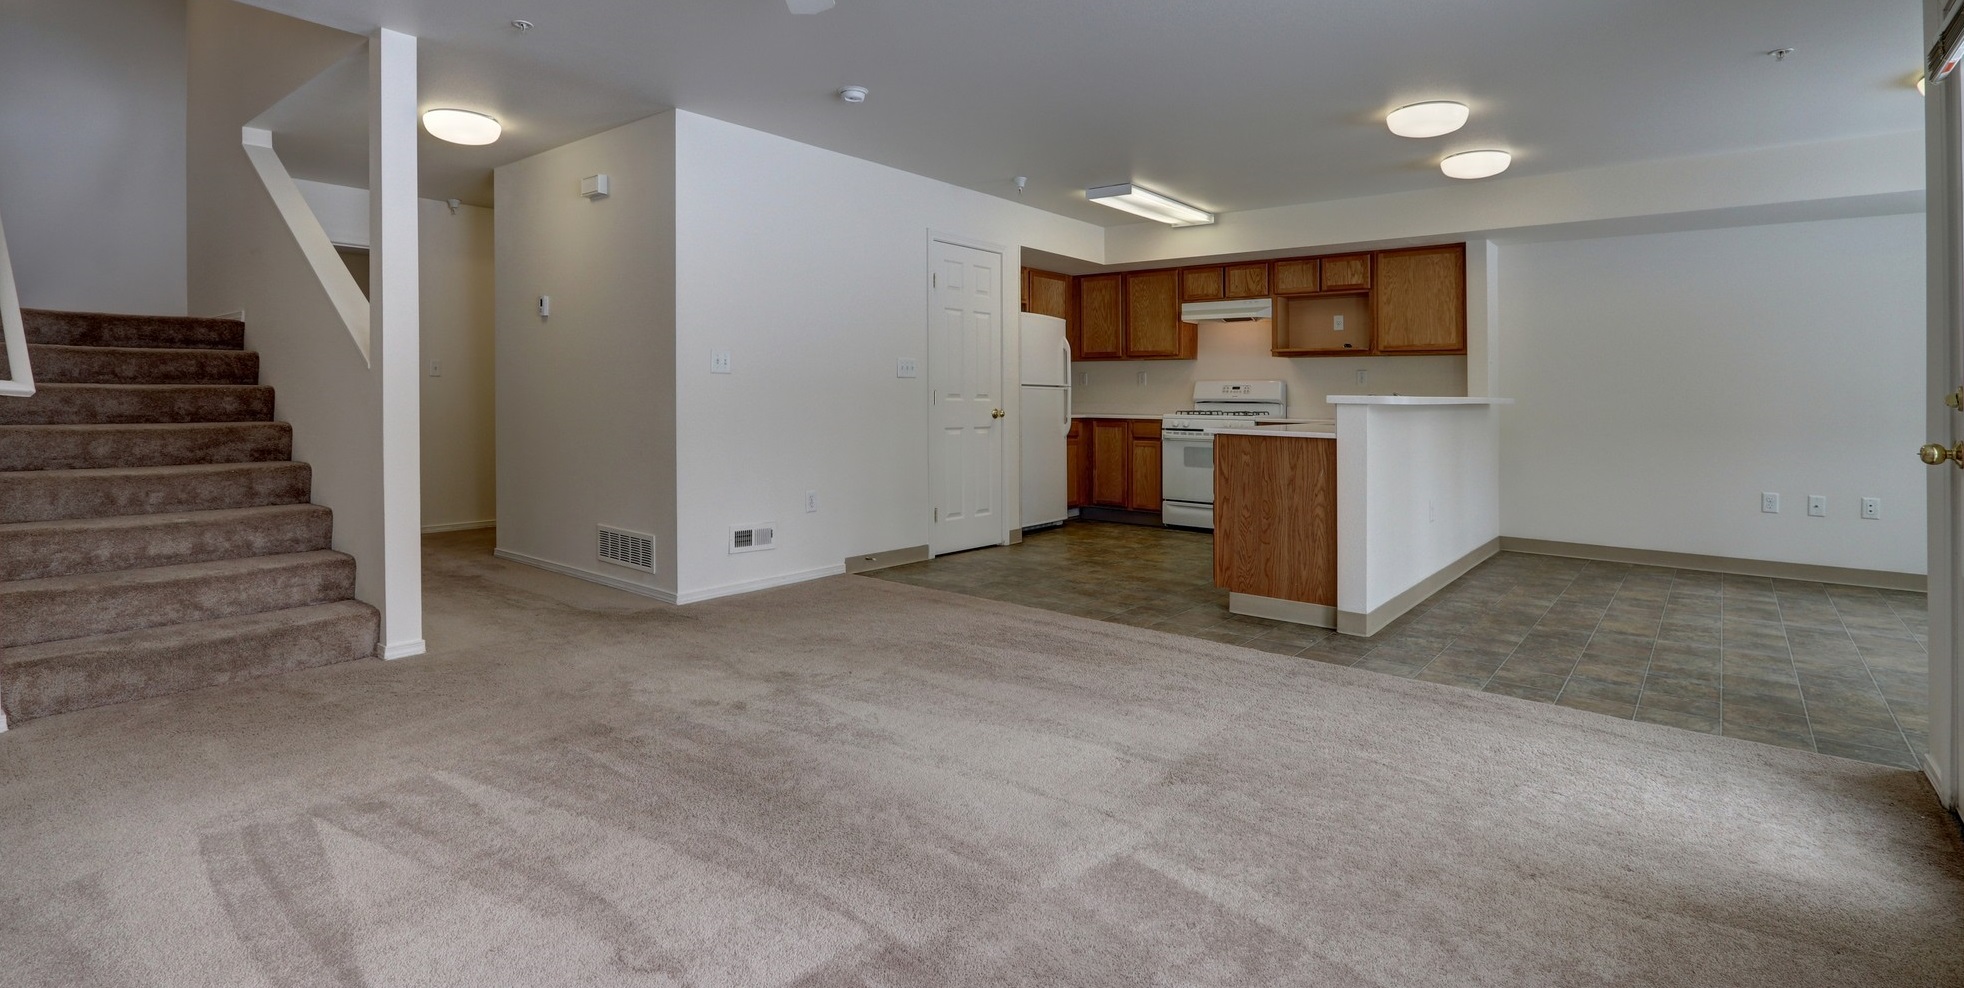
[1386,101,1469,138]
[421,108,502,146]
[1440,149,1512,180]
[1084,183,1215,226]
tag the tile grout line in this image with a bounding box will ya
[1466,563,1587,695]
[1554,566,1630,707]
[1831,592,1923,765]
[1772,591,1819,756]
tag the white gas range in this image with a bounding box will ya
[1161,381,1328,530]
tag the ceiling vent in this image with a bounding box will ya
[730,523,776,554]
[597,525,655,572]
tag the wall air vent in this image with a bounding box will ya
[730,523,776,554]
[597,525,655,572]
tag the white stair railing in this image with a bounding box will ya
[0,207,33,398]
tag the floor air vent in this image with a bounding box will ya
[597,525,656,572]
[730,523,776,554]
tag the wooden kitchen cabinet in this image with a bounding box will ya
[1373,244,1466,353]
[1318,254,1372,292]
[1272,258,1320,295]
[1025,268,1072,320]
[1088,419,1132,506]
[1123,269,1197,359]
[1214,433,1337,606]
[1180,266,1225,301]
[1127,421,1162,511]
[1180,263,1267,302]
[1077,274,1125,359]
[1274,294,1372,355]
[1066,419,1088,507]
[1224,262,1270,299]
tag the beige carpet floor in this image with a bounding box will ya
[2,530,1963,987]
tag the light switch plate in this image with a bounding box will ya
[897,357,918,378]
[710,350,732,374]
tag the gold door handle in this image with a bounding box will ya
[992,408,1005,419]
[1920,442,1964,467]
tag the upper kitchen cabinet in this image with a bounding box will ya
[1373,244,1466,353]
[1319,254,1371,292]
[1123,269,1197,359]
[1179,266,1225,302]
[1272,258,1320,295]
[1224,262,1270,299]
[1077,274,1126,359]
[1025,268,1072,320]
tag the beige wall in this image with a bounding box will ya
[0,0,187,313]
[418,198,496,531]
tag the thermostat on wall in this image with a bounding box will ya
[580,174,611,200]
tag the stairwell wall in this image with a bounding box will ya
[0,0,187,314]
[187,0,424,655]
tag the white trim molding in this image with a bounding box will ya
[493,547,677,603]
[382,639,427,660]
[422,519,496,534]
[673,564,849,605]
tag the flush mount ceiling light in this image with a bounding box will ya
[1085,183,1215,227]
[1385,101,1469,138]
[838,85,869,103]
[1440,149,1512,180]
[421,108,502,146]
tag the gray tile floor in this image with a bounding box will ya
[868,521,1930,769]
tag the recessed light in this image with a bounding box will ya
[1440,149,1512,180]
[422,108,502,146]
[1386,101,1470,139]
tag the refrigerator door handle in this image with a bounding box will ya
[1062,387,1072,436]
[1059,338,1072,385]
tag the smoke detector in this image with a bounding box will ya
[838,86,869,104]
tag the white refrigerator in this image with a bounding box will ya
[1019,313,1073,530]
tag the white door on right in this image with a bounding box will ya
[928,238,1004,556]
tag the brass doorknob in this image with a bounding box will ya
[992,408,1005,419]
[1920,442,1964,467]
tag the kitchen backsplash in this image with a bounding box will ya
[1070,319,1467,415]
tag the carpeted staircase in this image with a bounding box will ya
[0,309,379,726]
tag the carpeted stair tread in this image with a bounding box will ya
[0,382,274,425]
[3,550,358,647]
[0,503,334,581]
[21,309,245,350]
[12,343,260,385]
[0,421,292,471]
[0,460,311,523]
[0,599,379,724]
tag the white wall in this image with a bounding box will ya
[0,0,186,313]
[418,198,496,531]
[1072,322,1464,418]
[494,113,678,595]
[294,179,498,531]
[670,111,1105,601]
[1497,213,1927,574]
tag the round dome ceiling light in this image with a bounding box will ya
[1386,101,1469,138]
[422,108,502,146]
[1440,149,1512,180]
[838,85,869,104]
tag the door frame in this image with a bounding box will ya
[925,230,1014,553]
[1925,0,1962,809]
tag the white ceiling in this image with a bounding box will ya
[242,0,1926,223]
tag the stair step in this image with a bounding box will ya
[0,383,274,425]
[3,550,357,647]
[0,600,379,724]
[9,344,259,385]
[21,309,245,351]
[0,421,292,471]
[0,503,334,581]
[0,461,311,523]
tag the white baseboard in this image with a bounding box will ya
[382,639,427,660]
[673,564,848,605]
[1925,754,1951,809]
[422,519,496,534]
[493,547,678,603]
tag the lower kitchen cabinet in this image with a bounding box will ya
[1066,419,1088,506]
[1072,418,1162,512]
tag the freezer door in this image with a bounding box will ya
[1019,314,1071,387]
[1019,385,1069,528]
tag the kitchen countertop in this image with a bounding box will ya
[1325,395,1515,405]
[1070,413,1164,421]
[1245,423,1337,438]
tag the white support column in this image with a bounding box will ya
[1464,239,1499,398]
[371,28,425,659]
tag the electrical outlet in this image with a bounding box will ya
[1080,370,1090,385]
[1136,371,1148,385]
[804,490,818,513]
[1761,492,1780,514]
[896,357,918,378]
[537,295,551,318]
[1807,495,1826,517]
[1357,369,1367,386]
[710,350,732,374]
[1862,497,1881,520]
[1333,314,1345,333]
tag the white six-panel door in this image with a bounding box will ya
[928,239,1004,555]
